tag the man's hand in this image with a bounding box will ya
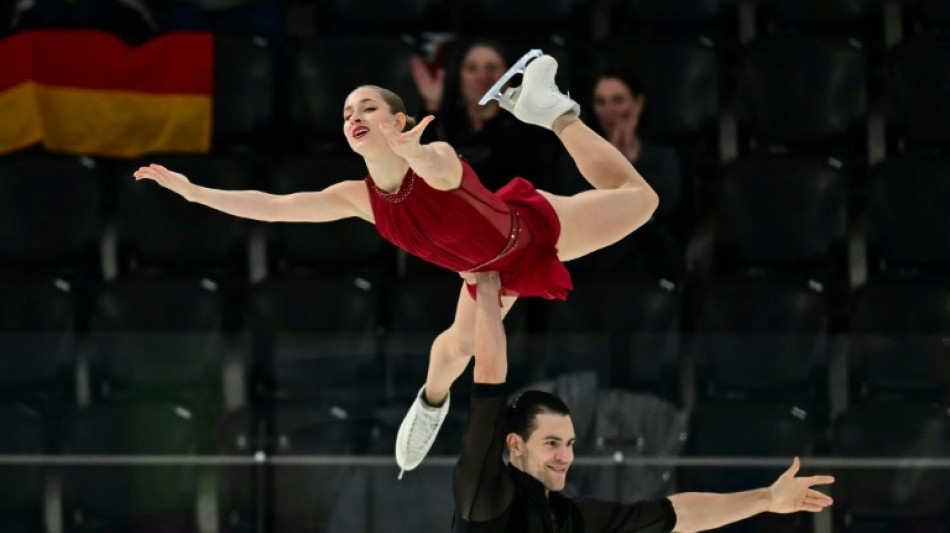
[473,271,501,296]
[768,457,835,514]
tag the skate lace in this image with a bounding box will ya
[407,408,441,452]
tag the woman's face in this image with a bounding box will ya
[342,86,403,155]
[592,77,645,134]
[459,45,507,107]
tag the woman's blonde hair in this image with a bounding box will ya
[358,85,418,131]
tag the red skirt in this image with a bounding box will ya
[465,177,573,301]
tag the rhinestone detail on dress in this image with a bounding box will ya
[468,210,522,272]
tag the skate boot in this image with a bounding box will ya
[479,49,579,130]
[395,385,450,478]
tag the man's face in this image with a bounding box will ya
[508,413,575,493]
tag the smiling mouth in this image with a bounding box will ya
[353,126,369,139]
[547,465,568,474]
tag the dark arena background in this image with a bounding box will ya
[0,0,948,532]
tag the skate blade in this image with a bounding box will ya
[478,48,543,106]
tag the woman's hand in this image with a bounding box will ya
[608,112,641,161]
[379,115,435,161]
[133,164,197,201]
[410,56,445,112]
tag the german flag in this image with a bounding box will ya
[0,30,212,158]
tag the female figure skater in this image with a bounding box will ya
[134,52,659,475]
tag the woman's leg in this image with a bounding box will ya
[423,283,518,406]
[396,282,516,473]
[540,118,660,261]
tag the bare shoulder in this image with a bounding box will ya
[326,179,373,221]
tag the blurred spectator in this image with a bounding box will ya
[588,69,683,220]
[562,69,686,280]
[410,38,559,192]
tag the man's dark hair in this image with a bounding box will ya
[505,390,571,441]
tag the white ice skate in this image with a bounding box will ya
[478,48,543,106]
[395,385,450,478]
[479,49,580,130]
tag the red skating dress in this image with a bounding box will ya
[365,158,572,300]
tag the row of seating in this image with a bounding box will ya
[1,394,947,532]
[9,0,950,39]
[5,30,947,157]
[2,275,948,413]
[206,34,950,156]
[1,153,948,279]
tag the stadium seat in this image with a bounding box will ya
[756,0,885,43]
[88,277,226,405]
[0,278,76,411]
[832,402,950,532]
[0,404,45,533]
[316,0,446,31]
[212,33,276,151]
[610,0,730,37]
[215,407,259,533]
[543,279,682,399]
[117,155,252,276]
[849,278,950,402]
[248,277,381,408]
[270,405,365,532]
[456,0,587,34]
[737,38,868,157]
[572,390,687,501]
[902,0,950,35]
[326,463,456,532]
[61,403,202,532]
[290,34,418,150]
[866,157,950,273]
[681,403,820,533]
[695,276,830,402]
[886,38,950,154]
[0,155,100,276]
[715,156,849,272]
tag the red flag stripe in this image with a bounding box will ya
[0,30,212,95]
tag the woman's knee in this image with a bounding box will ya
[438,325,475,359]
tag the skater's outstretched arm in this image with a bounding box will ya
[379,115,463,190]
[133,164,373,223]
[453,270,515,523]
[667,458,834,533]
[471,271,506,384]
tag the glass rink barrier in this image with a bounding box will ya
[0,331,947,532]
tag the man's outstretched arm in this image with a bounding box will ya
[471,271,506,384]
[452,270,515,524]
[668,457,834,533]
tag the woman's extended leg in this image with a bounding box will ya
[494,52,659,258]
[424,284,518,405]
[396,283,516,474]
[541,118,659,262]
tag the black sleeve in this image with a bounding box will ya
[453,383,516,522]
[573,497,677,533]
